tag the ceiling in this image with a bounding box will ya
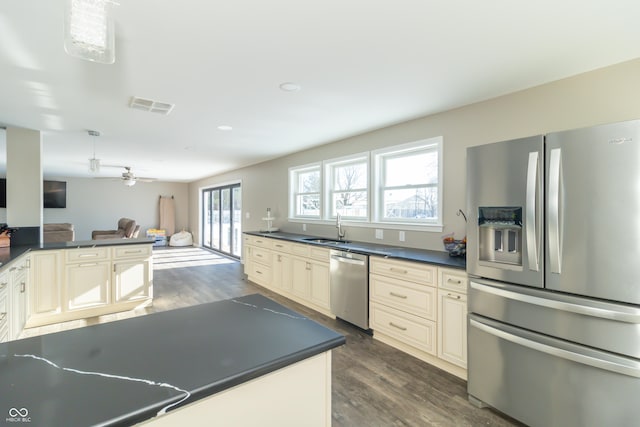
[1,1,640,183]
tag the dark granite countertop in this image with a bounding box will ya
[0,238,154,272]
[245,231,466,270]
[0,294,345,426]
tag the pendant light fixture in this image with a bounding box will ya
[88,130,101,173]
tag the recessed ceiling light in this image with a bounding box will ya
[217,125,233,131]
[279,82,301,92]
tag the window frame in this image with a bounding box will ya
[372,137,443,227]
[289,162,322,219]
[324,152,370,222]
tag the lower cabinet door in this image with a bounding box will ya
[437,290,467,368]
[291,257,311,298]
[113,259,152,303]
[66,261,111,311]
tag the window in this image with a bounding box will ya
[374,137,442,225]
[288,136,443,229]
[325,154,368,220]
[290,163,321,218]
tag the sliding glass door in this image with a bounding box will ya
[202,183,241,257]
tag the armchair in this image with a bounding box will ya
[92,218,140,240]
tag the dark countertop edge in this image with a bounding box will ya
[244,231,466,270]
[112,337,345,426]
[0,238,155,272]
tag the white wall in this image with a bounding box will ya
[42,177,189,241]
[189,57,640,252]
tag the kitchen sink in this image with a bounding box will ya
[303,238,351,245]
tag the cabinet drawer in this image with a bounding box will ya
[249,236,271,248]
[370,257,437,286]
[270,240,292,253]
[251,247,272,265]
[370,274,436,321]
[439,268,468,294]
[113,244,152,259]
[370,302,436,355]
[309,246,329,262]
[249,263,272,284]
[290,243,310,257]
[66,247,110,263]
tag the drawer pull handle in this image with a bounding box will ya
[277,255,282,262]
[389,322,407,331]
[20,282,25,293]
[256,254,263,258]
[275,244,283,248]
[447,278,462,284]
[125,250,142,254]
[256,270,263,275]
[389,292,408,299]
[447,293,461,300]
[390,267,408,274]
[79,253,99,258]
[79,263,99,267]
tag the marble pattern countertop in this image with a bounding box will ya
[0,237,155,269]
[245,231,466,270]
[0,294,345,426]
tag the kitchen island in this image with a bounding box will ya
[0,294,345,426]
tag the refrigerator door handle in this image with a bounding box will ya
[470,317,640,378]
[470,280,640,323]
[548,147,562,273]
[526,151,539,271]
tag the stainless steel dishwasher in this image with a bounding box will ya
[330,250,369,330]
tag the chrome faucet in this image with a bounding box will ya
[336,213,346,240]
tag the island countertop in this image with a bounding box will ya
[0,294,345,426]
[0,237,155,269]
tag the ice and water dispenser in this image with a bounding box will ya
[478,207,522,266]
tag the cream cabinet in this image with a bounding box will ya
[437,268,468,369]
[29,250,63,320]
[112,245,153,303]
[25,244,154,328]
[65,247,111,311]
[0,271,8,342]
[370,256,468,379]
[370,257,438,356]
[271,242,293,293]
[243,234,332,317]
[9,254,29,340]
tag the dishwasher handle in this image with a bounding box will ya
[331,255,366,266]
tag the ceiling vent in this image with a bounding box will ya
[128,96,175,115]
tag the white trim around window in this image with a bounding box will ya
[372,136,443,227]
[289,162,322,219]
[324,152,369,222]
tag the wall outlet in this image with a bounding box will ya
[375,229,383,239]
[302,223,307,231]
[399,231,405,242]
[245,212,250,219]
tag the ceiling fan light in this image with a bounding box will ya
[124,179,136,187]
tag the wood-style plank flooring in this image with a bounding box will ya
[21,246,523,427]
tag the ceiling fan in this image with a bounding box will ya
[119,166,156,187]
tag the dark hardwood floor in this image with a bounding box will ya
[149,247,522,427]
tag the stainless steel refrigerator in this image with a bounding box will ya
[466,119,640,427]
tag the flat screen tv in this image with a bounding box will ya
[43,180,66,208]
